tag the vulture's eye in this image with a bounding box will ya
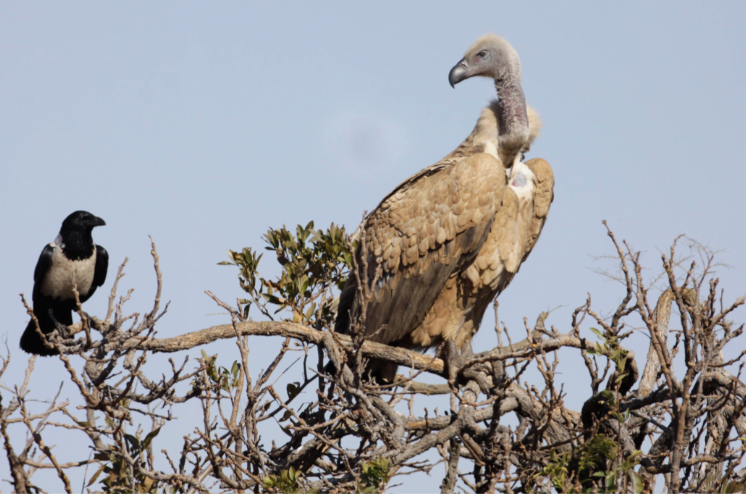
[477,50,487,58]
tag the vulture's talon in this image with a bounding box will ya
[443,341,489,388]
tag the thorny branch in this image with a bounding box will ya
[2,225,746,494]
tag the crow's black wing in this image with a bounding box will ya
[93,245,108,288]
[33,244,54,285]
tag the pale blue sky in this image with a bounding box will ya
[1,2,745,492]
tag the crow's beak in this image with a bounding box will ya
[449,58,469,88]
[91,216,106,227]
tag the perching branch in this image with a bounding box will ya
[3,225,746,494]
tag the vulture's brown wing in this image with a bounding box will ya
[336,153,507,344]
[521,158,554,262]
[463,174,533,298]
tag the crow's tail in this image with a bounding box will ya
[20,302,69,356]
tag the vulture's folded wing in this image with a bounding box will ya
[463,179,532,297]
[336,153,507,344]
[521,158,554,262]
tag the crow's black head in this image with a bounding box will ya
[60,211,106,235]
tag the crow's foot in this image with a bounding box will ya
[48,310,69,336]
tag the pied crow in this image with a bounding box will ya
[21,211,109,356]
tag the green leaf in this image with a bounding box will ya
[87,465,106,487]
[142,427,161,449]
[589,327,605,339]
[93,452,111,462]
[606,471,617,491]
[286,382,301,401]
[724,481,746,493]
[630,472,644,494]
[124,433,140,453]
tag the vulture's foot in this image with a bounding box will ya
[443,341,491,393]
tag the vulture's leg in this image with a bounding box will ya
[444,340,461,383]
[444,339,492,394]
[444,339,476,387]
[369,360,398,385]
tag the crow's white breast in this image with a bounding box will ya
[40,246,97,300]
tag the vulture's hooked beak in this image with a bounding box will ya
[449,58,469,88]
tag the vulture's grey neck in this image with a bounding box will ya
[494,76,529,168]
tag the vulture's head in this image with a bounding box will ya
[449,34,522,88]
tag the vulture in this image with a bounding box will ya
[334,34,554,382]
[21,211,108,356]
